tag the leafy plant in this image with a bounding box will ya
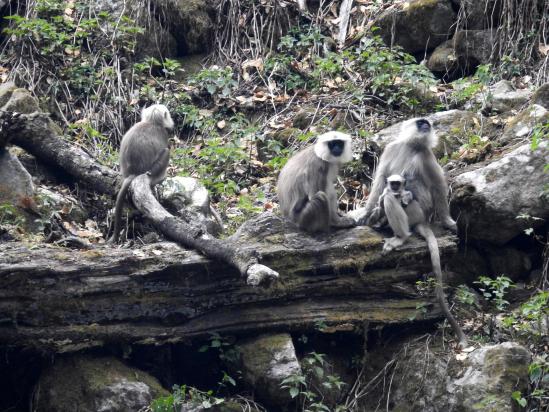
[189,66,238,99]
[149,384,225,412]
[281,352,346,412]
[475,275,515,311]
[0,203,24,227]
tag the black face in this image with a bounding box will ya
[415,118,431,133]
[328,139,345,157]
[389,181,402,191]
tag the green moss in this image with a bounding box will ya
[408,0,439,12]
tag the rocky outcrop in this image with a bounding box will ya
[451,141,549,244]
[370,110,489,158]
[160,176,223,235]
[374,0,456,54]
[380,341,531,411]
[32,356,167,412]
[500,104,549,146]
[237,333,301,407]
[531,83,549,108]
[483,80,532,114]
[451,0,502,30]
[0,150,34,208]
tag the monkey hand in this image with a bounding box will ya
[442,217,457,233]
[246,264,279,287]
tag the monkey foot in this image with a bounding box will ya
[246,264,279,286]
[382,236,406,254]
[443,217,458,233]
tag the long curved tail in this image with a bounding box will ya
[416,224,467,347]
[109,175,134,243]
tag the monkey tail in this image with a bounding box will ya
[109,175,135,244]
[415,224,467,347]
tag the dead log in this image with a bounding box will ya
[0,110,119,195]
[0,213,459,353]
[0,110,277,284]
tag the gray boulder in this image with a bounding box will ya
[451,141,549,244]
[236,333,301,407]
[0,87,40,113]
[453,29,497,65]
[32,356,167,412]
[374,0,456,54]
[379,341,531,412]
[483,80,532,114]
[370,110,488,158]
[0,150,34,207]
[451,0,502,30]
[531,83,549,108]
[500,104,549,146]
[160,176,223,235]
[447,342,531,411]
[0,81,16,107]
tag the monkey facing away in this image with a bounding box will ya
[277,131,356,233]
[109,104,174,243]
[360,119,466,347]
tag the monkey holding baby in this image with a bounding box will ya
[357,118,467,347]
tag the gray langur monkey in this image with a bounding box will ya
[277,131,356,233]
[109,104,174,243]
[359,118,466,347]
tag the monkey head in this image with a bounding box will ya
[386,174,406,193]
[141,104,174,129]
[314,131,353,163]
[398,117,438,149]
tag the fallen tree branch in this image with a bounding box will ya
[0,110,119,196]
[0,109,278,284]
[130,173,278,285]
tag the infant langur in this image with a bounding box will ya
[109,104,174,243]
[369,174,413,231]
[277,131,356,233]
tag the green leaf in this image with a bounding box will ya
[290,387,300,398]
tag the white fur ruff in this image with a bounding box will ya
[314,131,353,163]
[141,104,174,129]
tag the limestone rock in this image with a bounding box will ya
[448,342,531,411]
[160,176,223,235]
[36,186,88,224]
[483,80,532,114]
[451,141,549,244]
[370,110,488,158]
[373,341,531,412]
[33,356,167,412]
[374,0,456,54]
[237,333,301,407]
[0,150,34,207]
[0,88,40,113]
[0,81,16,107]
[531,83,549,108]
[165,0,215,55]
[451,0,502,30]
[453,29,497,65]
[426,40,467,80]
[500,104,549,146]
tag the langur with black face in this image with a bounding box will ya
[359,119,467,347]
[109,104,174,243]
[277,131,356,233]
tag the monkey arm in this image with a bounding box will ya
[424,154,456,230]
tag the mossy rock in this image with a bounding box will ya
[0,81,16,108]
[33,355,167,412]
[169,0,215,55]
[531,82,549,109]
[1,88,40,113]
[374,0,456,54]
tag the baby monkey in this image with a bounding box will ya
[109,104,174,243]
[369,174,413,231]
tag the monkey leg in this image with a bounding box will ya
[384,192,412,239]
[326,188,356,229]
[147,148,170,186]
[296,191,331,233]
[382,236,406,253]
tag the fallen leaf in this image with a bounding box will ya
[217,120,226,129]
